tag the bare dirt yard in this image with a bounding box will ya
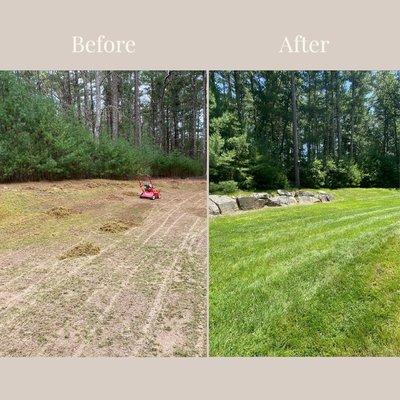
[0,178,207,356]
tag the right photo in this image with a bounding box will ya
[209,71,400,356]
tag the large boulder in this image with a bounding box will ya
[317,191,334,202]
[209,195,239,214]
[209,199,220,215]
[296,190,317,197]
[252,193,271,201]
[277,189,294,196]
[296,195,321,204]
[236,195,265,211]
[265,195,297,207]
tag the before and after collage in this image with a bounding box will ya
[1,69,400,357]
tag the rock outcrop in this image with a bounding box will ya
[209,199,220,215]
[237,196,265,211]
[265,195,297,207]
[209,195,239,214]
[209,189,333,215]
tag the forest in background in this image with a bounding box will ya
[210,71,400,193]
[0,70,206,182]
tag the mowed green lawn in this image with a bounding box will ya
[210,188,400,356]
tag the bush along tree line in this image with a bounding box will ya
[209,71,400,193]
[0,70,207,182]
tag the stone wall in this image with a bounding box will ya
[209,190,333,216]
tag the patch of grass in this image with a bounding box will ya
[210,188,400,356]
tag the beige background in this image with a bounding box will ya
[2,0,400,398]
[0,358,399,399]
[1,0,399,70]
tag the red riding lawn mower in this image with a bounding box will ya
[139,178,161,200]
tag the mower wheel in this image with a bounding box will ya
[151,195,156,200]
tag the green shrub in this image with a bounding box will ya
[209,180,238,194]
[251,159,289,189]
[302,159,326,188]
[148,151,203,178]
[325,159,363,188]
[209,182,220,194]
[375,156,399,188]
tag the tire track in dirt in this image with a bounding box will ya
[67,211,189,356]
[0,196,182,317]
[0,183,206,356]
[0,192,200,355]
[195,259,208,356]
[147,213,207,357]
[132,217,202,356]
[72,198,204,356]
[0,196,196,354]
[0,196,173,288]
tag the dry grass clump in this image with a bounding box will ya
[85,180,121,189]
[60,242,100,259]
[99,220,130,233]
[46,206,74,218]
[85,181,103,188]
[122,191,137,197]
[106,193,124,201]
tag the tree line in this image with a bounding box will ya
[210,70,400,192]
[0,70,206,182]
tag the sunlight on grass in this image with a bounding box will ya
[210,188,400,356]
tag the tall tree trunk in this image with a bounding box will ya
[173,109,179,150]
[189,74,197,158]
[159,71,172,151]
[335,72,342,159]
[82,71,90,131]
[233,71,244,128]
[330,72,335,157]
[395,119,400,188]
[74,71,82,120]
[94,71,102,140]
[150,75,156,139]
[63,71,73,112]
[133,71,142,146]
[349,73,356,159]
[291,72,300,187]
[323,71,330,164]
[110,71,119,139]
[165,107,171,153]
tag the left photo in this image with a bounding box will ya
[0,70,207,356]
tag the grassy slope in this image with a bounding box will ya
[210,188,400,356]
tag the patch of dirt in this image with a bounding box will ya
[122,190,138,197]
[46,206,76,218]
[22,185,37,191]
[85,181,103,189]
[0,178,206,357]
[187,206,207,218]
[106,194,124,201]
[60,242,100,259]
[99,220,131,233]
[85,180,130,189]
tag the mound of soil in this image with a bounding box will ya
[60,242,100,260]
[46,206,74,218]
[100,220,130,233]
